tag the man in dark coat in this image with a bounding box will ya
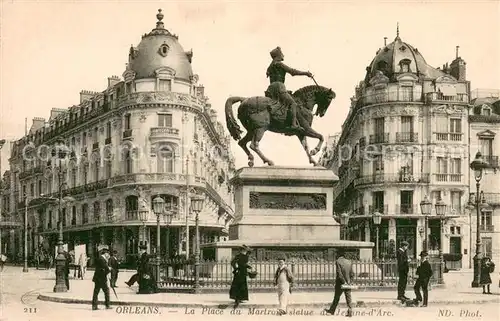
[125,244,148,287]
[324,249,354,317]
[92,245,112,310]
[108,250,119,288]
[136,246,157,294]
[63,250,72,291]
[229,245,252,308]
[414,251,432,307]
[396,241,410,300]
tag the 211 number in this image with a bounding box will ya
[24,308,37,313]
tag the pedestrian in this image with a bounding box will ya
[414,251,432,307]
[396,241,410,300]
[324,249,355,317]
[229,245,253,308]
[77,251,88,279]
[480,257,495,294]
[274,257,294,315]
[63,250,72,290]
[0,252,7,272]
[125,243,148,287]
[91,245,112,310]
[108,250,119,288]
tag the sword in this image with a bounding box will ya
[311,75,319,87]
[111,285,118,299]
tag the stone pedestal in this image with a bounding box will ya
[202,167,374,260]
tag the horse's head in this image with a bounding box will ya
[314,86,336,117]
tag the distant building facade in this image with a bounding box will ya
[321,32,474,266]
[0,10,236,266]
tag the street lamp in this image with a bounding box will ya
[435,196,447,284]
[190,194,204,293]
[470,151,489,288]
[372,212,382,260]
[340,213,350,240]
[152,196,165,282]
[420,195,432,251]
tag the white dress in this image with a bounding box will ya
[277,268,291,311]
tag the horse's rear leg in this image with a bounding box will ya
[250,128,274,166]
[238,132,255,167]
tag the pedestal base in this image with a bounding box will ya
[53,254,68,293]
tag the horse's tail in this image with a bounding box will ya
[225,96,246,141]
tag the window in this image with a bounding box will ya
[62,208,66,227]
[450,158,461,174]
[158,79,171,92]
[401,116,414,133]
[82,204,88,224]
[126,82,132,94]
[37,180,42,196]
[47,177,53,194]
[450,119,462,133]
[373,155,384,173]
[71,206,77,225]
[124,114,131,130]
[433,190,442,202]
[94,127,98,143]
[157,145,174,173]
[402,153,414,174]
[93,202,100,222]
[451,191,461,211]
[71,137,76,146]
[482,107,491,116]
[400,190,413,214]
[105,160,112,179]
[106,199,114,220]
[48,211,53,229]
[374,117,385,135]
[124,150,133,174]
[481,237,492,258]
[479,138,493,157]
[437,157,448,174]
[372,191,384,212]
[82,132,87,146]
[158,114,173,127]
[30,183,34,197]
[83,165,88,185]
[71,169,77,187]
[94,160,100,181]
[106,122,112,139]
[436,117,448,133]
[400,86,413,101]
[480,210,492,227]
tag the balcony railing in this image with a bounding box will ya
[150,127,180,139]
[396,132,418,143]
[368,205,389,214]
[354,173,430,186]
[434,132,463,142]
[434,173,462,182]
[484,155,499,168]
[123,129,133,139]
[395,204,419,214]
[126,210,139,220]
[359,88,423,107]
[369,133,390,144]
[92,142,99,150]
[352,206,365,216]
[480,225,495,232]
[426,92,469,103]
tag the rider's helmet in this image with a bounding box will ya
[270,46,284,61]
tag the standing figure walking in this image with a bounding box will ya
[229,245,253,308]
[108,250,119,288]
[91,245,112,310]
[324,249,354,317]
[396,241,410,300]
[480,257,495,294]
[274,257,294,315]
[414,251,432,307]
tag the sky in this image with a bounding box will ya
[1,0,499,171]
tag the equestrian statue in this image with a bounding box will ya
[225,46,336,167]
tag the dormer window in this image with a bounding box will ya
[159,43,170,57]
[482,106,492,116]
[376,61,388,75]
[399,59,412,73]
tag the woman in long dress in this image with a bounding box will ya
[229,245,252,308]
[274,258,294,315]
[480,257,495,294]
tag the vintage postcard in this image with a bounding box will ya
[0,1,499,320]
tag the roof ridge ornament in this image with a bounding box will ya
[142,8,178,39]
[396,22,400,40]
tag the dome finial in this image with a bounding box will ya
[156,9,165,29]
[396,22,400,39]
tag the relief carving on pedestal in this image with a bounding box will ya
[249,192,327,210]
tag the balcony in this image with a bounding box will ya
[92,142,99,151]
[149,127,180,141]
[480,225,495,232]
[105,137,112,145]
[354,173,430,186]
[434,132,463,142]
[352,206,365,216]
[396,132,418,143]
[368,205,389,214]
[484,155,499,168]
[122,129,133,140]
[426,92,469,103]
[359,88,423,107]
[434,173,462,183]
[369,133,390,144]
[395,204,419,214]
[126,210,139,221]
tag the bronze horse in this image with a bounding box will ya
[225,85,335,167]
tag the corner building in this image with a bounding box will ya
[2,10,236,266]
[321,32,474,265]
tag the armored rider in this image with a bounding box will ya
[265,46,313,130]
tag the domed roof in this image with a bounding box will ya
[128,9,193,81]
[366,27,446,82]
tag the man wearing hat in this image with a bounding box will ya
[324,248,354,317]
[229,245,253,307]
[396,241,410,300]
[92,245,112,310]
[125,243,148,287]
[414,251,432,307]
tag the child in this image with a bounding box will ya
[480,257,495,294]
[414,251,432,307]
[274,258,294,315]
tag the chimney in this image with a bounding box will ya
[107,76,121,88]
[31,117,46,132]
[80,90,95,103]
[450,46,466,81]
[456,45,459,59]
[384,37,387,46]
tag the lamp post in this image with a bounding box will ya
[470,151,489,288]
[420,195,432,252]
[340,213,350,240]
[152,196,165,283]
[0,139,5,256]
[190,194,204,293]
[372,212,382,260]
[435,196,447,284]
[53,143,70,293]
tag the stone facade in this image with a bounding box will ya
[0,10,236,266]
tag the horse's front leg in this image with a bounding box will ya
[297,135,317,166]
[301,126,324,156]
[249,128,274,166]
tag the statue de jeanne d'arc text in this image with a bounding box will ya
[224,46,336,167]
